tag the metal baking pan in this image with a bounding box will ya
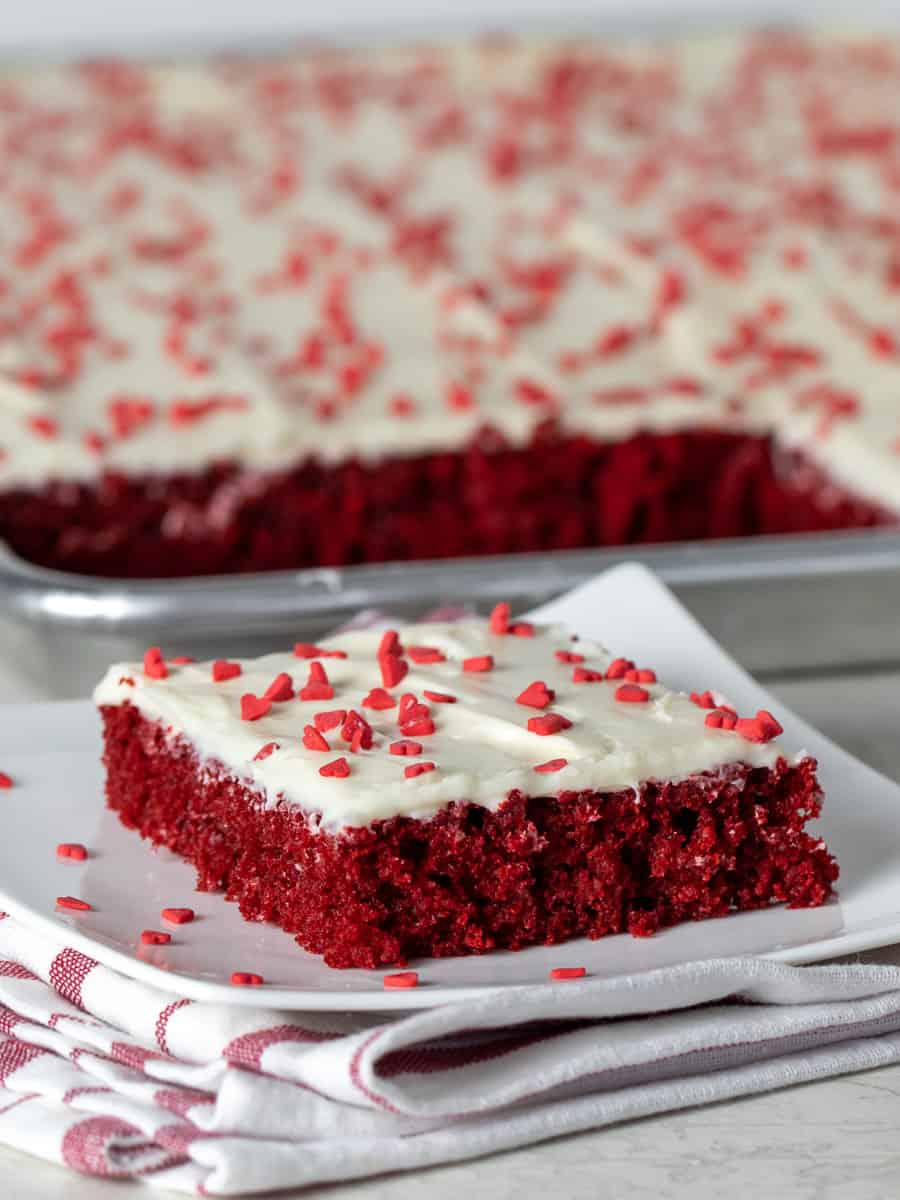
[2,528,899,697]
[3,9,900,694]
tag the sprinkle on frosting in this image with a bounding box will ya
[534,759,568,773]
[143,648,167,680]
[319,757,351,778]
[300,663,334,702]
[94,617,795,830]
[405,762,436,778]
[263,672,294,702]
[212,660,242,683]
[302,726,330,752]
[527,713,573,735]
[463,655,494,673]
[516,681,555,709]
[240,694,271,722]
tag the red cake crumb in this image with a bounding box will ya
[1,432,889,578]
[99,703,838,970]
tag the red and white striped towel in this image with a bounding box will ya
[3,914,900,1195]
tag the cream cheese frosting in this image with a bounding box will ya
[4,33,900,512]
[93,617,792,830]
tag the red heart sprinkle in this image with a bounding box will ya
[509,622,534,637]
[515,378,556,407]
[341,711,373,749]
[390,740,424,756]
[516,681,555,709]
[489,602,510,634]
[614,684,650,704]
[302,725,330,752]
[572,667,604,683]
[605,658,634,680]
[314,709,346,732]
[253,741,279,761]
[300,662,334,702]
[705,710,738,730]
[56,896,91,912]
[383,971,419,989]
[407,646,446,664]
[624,668,657,684]
[534,758,568,773]
[400,719,435,737]
[549,967,586,980]
[378,630,402,658]
[230,972,264,986]
[161,908,194,925]
[0,773,12,789]
[423,690,456,703]
[380,656,409,689]
[319,757,350,778]
[362,688,396,710]
[294,643,324,658]
[263,672,294,702]
[446,380,474,410]
[56,843,87,861]
[757,709,783,738]
[527,713,573,735]
[735,709,783,743]
[143,647,167,679]
[404,762,436,779]
[463,655,494,673]
[240,694,271,722]
[349,728,370,754]
[398,693,430,722]
[212,660,242,683]
[140,930,171,946]
[690,691,716,709]
[555,650,584,664]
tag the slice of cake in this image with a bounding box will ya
[94,606,837,968]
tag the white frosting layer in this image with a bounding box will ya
[93,618,790,831]
[5,33,900,513]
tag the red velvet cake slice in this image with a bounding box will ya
[94,610,837,968]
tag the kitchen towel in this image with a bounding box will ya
[2,914,900,1194]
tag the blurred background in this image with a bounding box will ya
[3,0,898,58]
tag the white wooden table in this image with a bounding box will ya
[2,638,900,1198]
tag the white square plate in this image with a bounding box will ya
[0,563,896,1010]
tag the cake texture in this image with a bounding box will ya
[3,33,900,575]
[95,609,837,968]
